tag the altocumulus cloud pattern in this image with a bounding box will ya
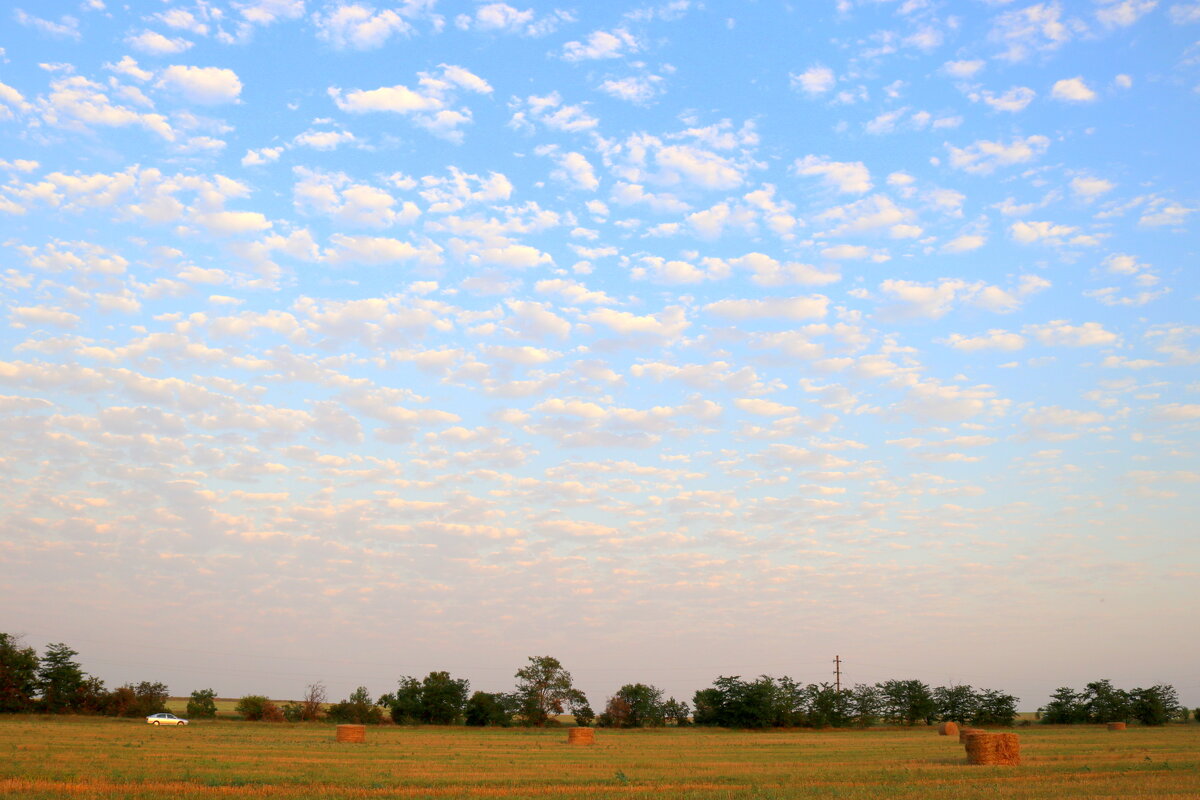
[1,0,1198,704]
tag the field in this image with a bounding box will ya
[2,717,1198,799]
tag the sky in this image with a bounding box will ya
[1,0,1198,712]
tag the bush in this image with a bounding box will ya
[104,681,168,718]
[464,692,514,727]
[236,695,283,722]
[187,689,218,719]
[327,687,384,725]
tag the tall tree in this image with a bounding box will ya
[971,688,1019,727]
[1130,685,1181,726]
[0,633,39,713]
[37,643,86,713]
[1040,686,1085,724]
[513,656,578,726]
[1082,679,1131,724]
[933,684,977,723]
[420,671,470,724]
[602,683,665,728]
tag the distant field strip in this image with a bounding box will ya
[1,718,1198,799]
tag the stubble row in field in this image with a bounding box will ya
[1,716,1197,799]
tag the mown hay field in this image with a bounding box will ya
[1,716,1198,799]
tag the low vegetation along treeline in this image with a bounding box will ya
[2,634,1192,728]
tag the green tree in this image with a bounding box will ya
[135,681,169,716]
[380,676,424,724]
[463,691,515,727]
[691,687,723,726]
[420,671,470,725]
[327,686,383,725]
[0,633,39,713]
[971,688,1019,727]
[37,643,87,713]
[187,688,218,719]
[1130,685,1181,726]
[848,683,881,728]
[567,689,594,727]
[662,697,691,726]
[933,684,977,723]
[1040,687,1084,724]
[697,675,783,729]
[1082,679,1130,724]
[513,656,578,726]
[603,684,665,728]
[804,682,852,728]
[878,679,935,726]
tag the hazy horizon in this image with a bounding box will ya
[1,0,1197,715]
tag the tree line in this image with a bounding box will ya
[3,634,1192,727]
[0,635,169,718]
[1038,680,1186,726]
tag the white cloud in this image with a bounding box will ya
[942,330,1027,351]
[942,234,987,253]
[943,59,984,78]
[14,10,81,40]
[598,75,665,105]
[127,30,194,55]
[1010,220,1079,243]
[583,306,689,340]
[1051,76,1097,102]
[793,155,872,193]
[1151,403,1200,421]
[550,151,599,191]
[314,4,412,50]
[1096,0,1159,28]
[1071,176,1115,197]
[158,65,243,104]
[293,129,357,150]
[791,65,836,95]
[1028,320,1120,347]
[330,65,491,141]
[990,2,1081,62]
[242,147,284,166]
[704,295,829,321]
[878,276,1048,320]
[978,86,1036,113]
[562,28,638,61]
[323,234,443,266]
[1170,2,1200,23]
[510,92,597,133]
[947,135,1050,174]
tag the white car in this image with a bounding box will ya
[146,712,188,726]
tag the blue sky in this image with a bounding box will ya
[1,0,1198,709]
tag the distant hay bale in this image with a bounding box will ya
[938,722,959,736]
[958,727,984,744]
[336,724,366,743]
[1107,722,1127,731]
[964,732,1020,766]
[566,727,595,745]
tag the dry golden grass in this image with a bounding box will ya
[1,717,1198,799]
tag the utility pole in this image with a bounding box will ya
[834,655,841,692]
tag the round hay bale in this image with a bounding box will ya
[938,721,959,737]
[958,727,985,744]
[336,724,366,743]
[1107,721,1127,731]
[566,727,595,745]
[964,732,1020,766]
